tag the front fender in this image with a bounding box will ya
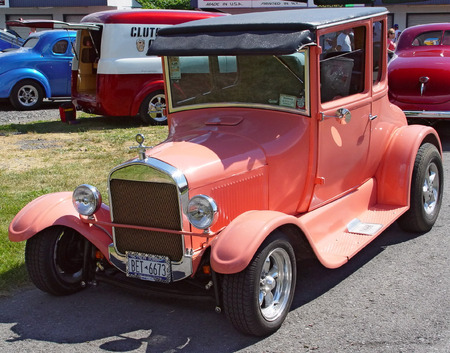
[9,192,112,257]
[376,124,441,206]
[210,210,303,274]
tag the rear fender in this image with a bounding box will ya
[8,192,112,257]
[210,210,306,274]
[0,68,51,97]
[376,125,441,206]
[130,80,164,116]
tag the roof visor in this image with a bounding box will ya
[147,29,314,56]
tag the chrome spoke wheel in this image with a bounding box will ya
[422,162,439,215]
[148,93,166,122]
[259,248,293,321]
[18,85,39,107]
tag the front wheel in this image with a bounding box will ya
[139,90,167,125]
[398,143,443,233]
[25,226,86,296]
[10,79,44,110]
[222,231,296,336]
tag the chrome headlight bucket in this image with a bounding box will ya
[72,184,102,216]
[187,195,218,230]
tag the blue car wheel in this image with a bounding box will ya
[10,79,44,110]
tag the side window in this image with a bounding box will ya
[412,31,442,46]
[53,40,68,54]
[373,21,383,84]
[443,31,450,45]
[320,26,366,103]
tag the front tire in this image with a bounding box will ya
[398,143,443,233]
[139,90,167,125]
[10,79,44,110]
[25,226,86,296]
[222,231,296,336]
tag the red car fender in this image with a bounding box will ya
[8,192,112,258]
[129,80,165,116]
[376,124,441,206]
[210,210,309,274]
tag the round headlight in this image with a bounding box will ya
[72,184,102,216]
[187,195,218,230]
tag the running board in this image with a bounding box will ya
[300,178,408,269]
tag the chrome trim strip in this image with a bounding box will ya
[404,111,450,119]
[108,243,193,281]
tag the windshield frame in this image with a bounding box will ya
[163,49,310,117]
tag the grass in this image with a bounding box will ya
[0,115,168,295]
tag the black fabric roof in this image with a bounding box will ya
[147,7,387,56]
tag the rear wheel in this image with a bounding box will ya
[398,143,443,232]
[10,79,44,110]
[25,226,86,295]
[222,231,296,336]
[139,90,167,125]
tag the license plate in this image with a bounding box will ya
[126,252,172,283]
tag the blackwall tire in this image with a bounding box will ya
[222,231,296,336]
[10,79,44,110]
[25,226,86,296]
[398,143,443,233]
[139,90,167,125]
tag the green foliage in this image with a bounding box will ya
[0,116,168,295]
[137,0,193,10]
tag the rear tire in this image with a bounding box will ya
[139,90,167,125]
[222,231,296,336]
[25,226,86,296]
[398,143,443,233]
[10,79,44,110]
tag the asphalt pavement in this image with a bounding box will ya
[0,116,449,353]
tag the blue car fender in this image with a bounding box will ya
[0,68,51,98]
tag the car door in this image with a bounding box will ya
[311,24,372,209]
[40,37,74,97]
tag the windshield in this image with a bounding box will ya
[166,52,308,113]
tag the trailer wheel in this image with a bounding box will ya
[25,226,86,296]
[398,143,443,233]
[222,231,296,336]
[139,90,167,125]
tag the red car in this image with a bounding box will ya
[388,23,450,122]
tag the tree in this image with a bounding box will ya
[137,0,192,9]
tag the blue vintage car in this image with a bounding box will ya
[0,30,76,110]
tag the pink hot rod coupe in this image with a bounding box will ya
[9,8,443,336]
[388,23,450,122]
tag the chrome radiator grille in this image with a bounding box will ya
[109,179,184,262]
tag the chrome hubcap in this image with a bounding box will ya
[259,248,292,321]
[422,162,439,215]
[148,94,166,122]
[18,85,39,107]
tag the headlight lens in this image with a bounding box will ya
[187,195,218,230]
[72,184,102,216]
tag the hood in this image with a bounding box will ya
[388,50,450,105]
[149,128,267,189]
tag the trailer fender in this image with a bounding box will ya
[8,192,112,257]
[130,80,165,116]
[376,125,441,206]
[210,210,304,274]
